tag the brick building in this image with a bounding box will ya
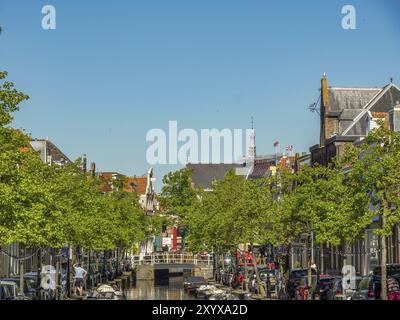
[305,75,400,276]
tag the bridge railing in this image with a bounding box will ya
[131,253,213,266]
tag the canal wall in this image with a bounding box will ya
[135,265,154,280]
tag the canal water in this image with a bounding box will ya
[125,276,196,300]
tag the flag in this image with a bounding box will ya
[285,145,293,152]
[273,141,279,148]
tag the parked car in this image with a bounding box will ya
[350,274,400,300]
[287,269,316,299]
[247,267,276,295]
[317,276,337,300]
[1,282,14,300]
[0,280,27,300]
[291,274,333,300]
[3,277,38,299]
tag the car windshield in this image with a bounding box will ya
[260,270,274,278]
[1,285,12,299]
[319,278,335,288]
[0,283,16,297]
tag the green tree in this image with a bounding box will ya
[0,71,60,247]
[158,167,197,223]
[346,121,400,300]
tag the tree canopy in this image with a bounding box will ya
[0,71,148,251]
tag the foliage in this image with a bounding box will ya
[0,71,148,251]
[158,167,197,223]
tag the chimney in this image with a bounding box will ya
[321,73,329,109]
[320,73,329,146]
[82,154,87,173]
[90,162,96,177]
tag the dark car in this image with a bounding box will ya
[350,274,400,300]
[291,274,333,300]
[1,282,14,300]
[317,276,336,300]
[0,280,27,300]
[247,267,276,295]
[183,276,207,294]
[287,269,316,299]
[1,277,36,299]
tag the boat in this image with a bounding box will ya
[195,285,225,299]
[86,284,124,300]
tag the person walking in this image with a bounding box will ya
[73,263,87,297]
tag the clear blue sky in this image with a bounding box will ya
[1,0,399,190]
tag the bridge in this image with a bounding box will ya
[131,253,213,267]
[131,253,214,281]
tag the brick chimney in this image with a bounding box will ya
[320,73,329,146]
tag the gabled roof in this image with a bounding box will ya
[328,87,382,112]
[341,83,400,136]
[187,163,240,189]
[30,139,71,164]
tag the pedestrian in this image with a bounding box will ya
[73,263,87,297]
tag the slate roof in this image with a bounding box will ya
[328,87,381,112]
[341,83,400,136]
[187,163,241,189]
[326,84,400,137]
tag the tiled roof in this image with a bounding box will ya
[249,159,275,179]
[98,172,147,195]
[126,176,147,195]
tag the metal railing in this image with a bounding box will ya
[131,253,213,266]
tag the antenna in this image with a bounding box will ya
[251,116,254,130]
[309,94,321,115]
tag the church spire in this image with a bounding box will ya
[248,117,256,161]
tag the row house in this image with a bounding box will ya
[98,168,157,214]
[308,75,400,276]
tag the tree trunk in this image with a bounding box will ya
[252,246,266,297]
[37,248,42,298]
[55,257,60,300]
[19,245,24,295]
[307,234,313,300]
[235,246,239,288]
[244,254,248,291]
[381,234,388,300]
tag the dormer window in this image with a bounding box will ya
[366,111,386,134]
[389,103,400,132]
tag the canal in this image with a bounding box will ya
[125,276,196,300]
